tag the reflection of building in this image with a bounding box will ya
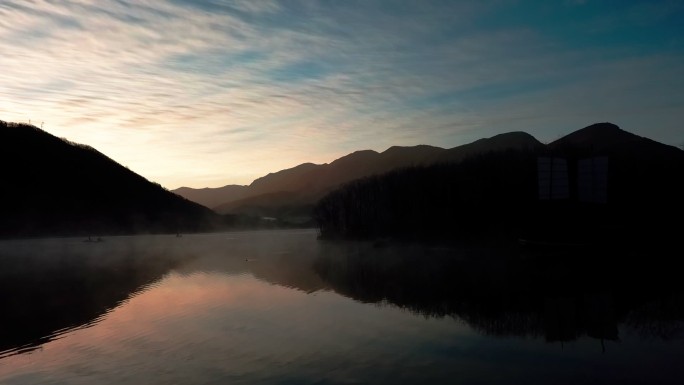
[537,156,608,203]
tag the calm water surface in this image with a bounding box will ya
[0,229,682,384]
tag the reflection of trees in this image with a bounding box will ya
[0,240,183,359]
[313,242,684,343]
[625,292,684,340]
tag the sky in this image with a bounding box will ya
[1,0,682,189]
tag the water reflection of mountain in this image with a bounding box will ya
[0,237,182,359]
[168,232,684,344]
[2,230,681,360]
[312,241,684,343]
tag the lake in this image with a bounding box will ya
[0,229,682,384]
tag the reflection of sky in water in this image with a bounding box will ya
[0,230,682,384]
[0,272,473,384]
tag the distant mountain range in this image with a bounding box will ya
[174,131,544,221]
[0,120,219,237]
[176,122,683,235]
[4,118,680,239]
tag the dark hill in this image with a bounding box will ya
[549,122,684,214]
[249,162,321,195]
[314,123,684,242]
[550,122,626,150]
[434,131,543,164]
[173,184,248,209]
[178,133,543,220]
[550,122,683,157]
[0,120,219,237]
[214,191,312,223]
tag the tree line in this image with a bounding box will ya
[313,145,684,242]
[313,150,540,241]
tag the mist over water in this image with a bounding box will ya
[0,230,682,384]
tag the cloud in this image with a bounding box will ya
[0,0,682,188]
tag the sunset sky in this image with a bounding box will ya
[1,0,682,189]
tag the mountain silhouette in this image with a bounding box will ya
[173,184,249,210]
[0,120,219,237]
[313,122,684,241]
[176,132,543,220]
[549,122,683,157]
[549,122,684,219]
